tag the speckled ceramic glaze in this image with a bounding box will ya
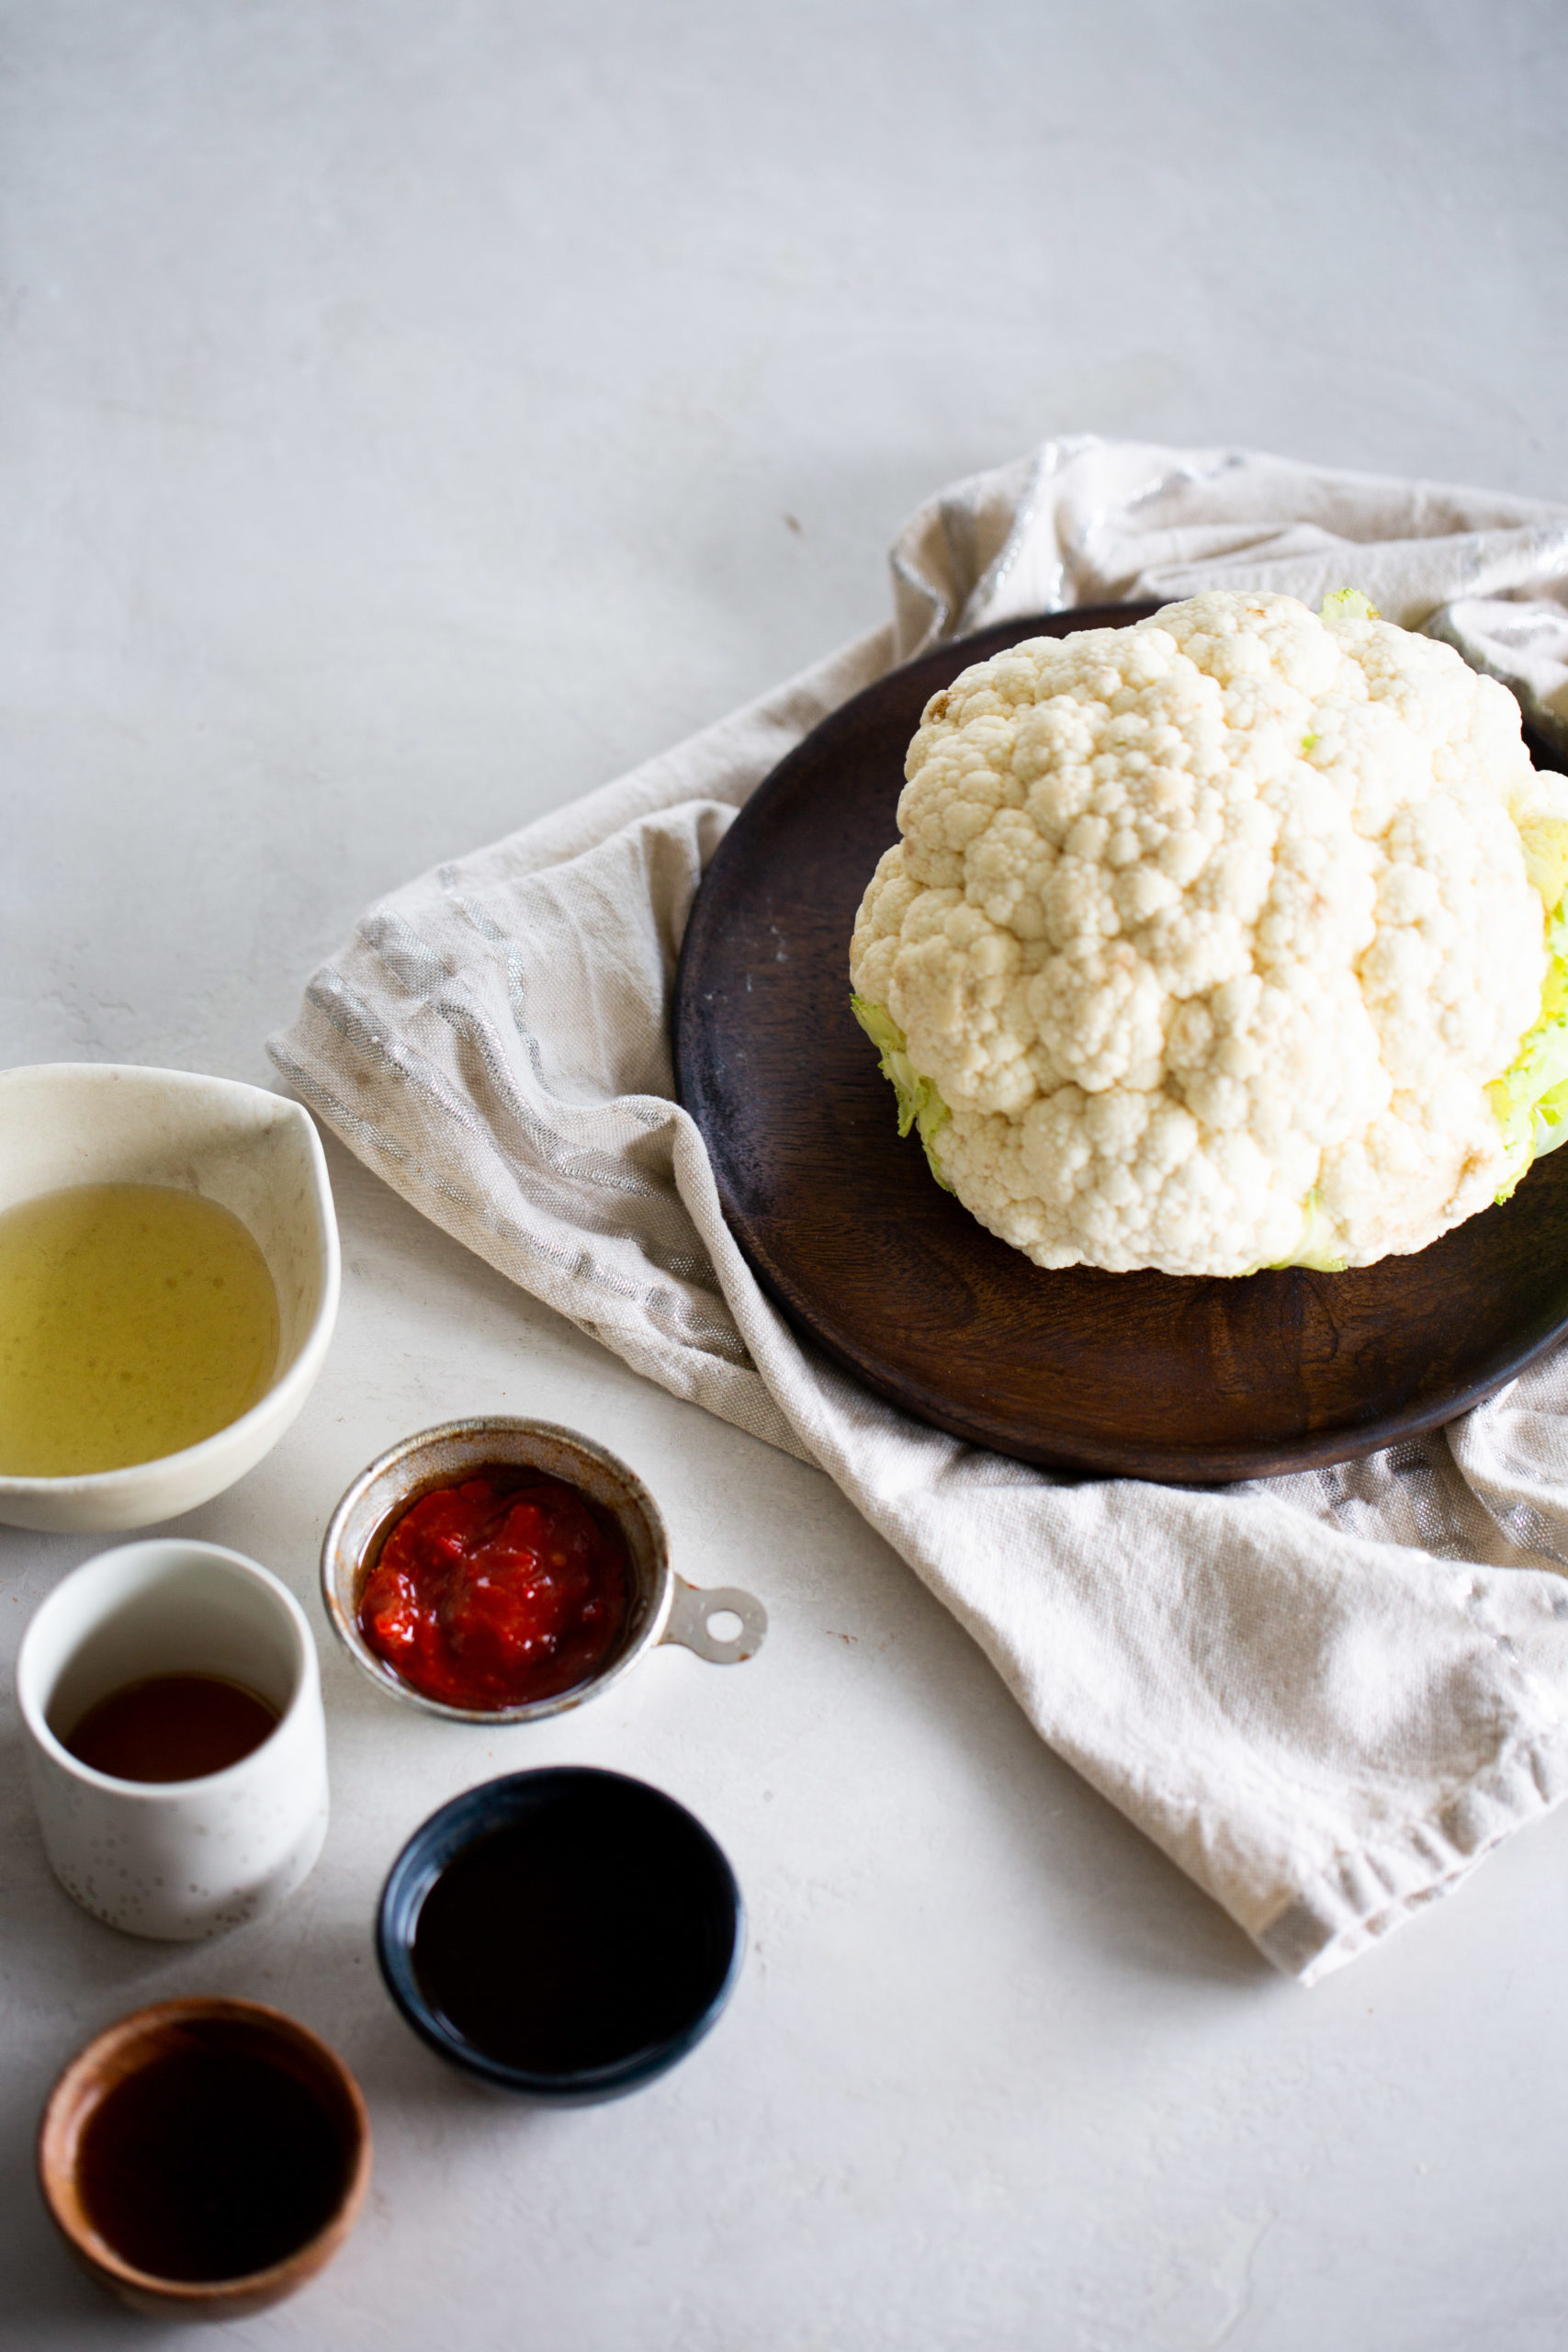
[17,1541,329,1939]
[0,1063,340,1533]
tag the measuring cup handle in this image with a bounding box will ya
[659,1577,768,1664]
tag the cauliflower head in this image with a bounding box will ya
[848,589,1568,1277]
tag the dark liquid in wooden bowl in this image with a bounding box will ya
[79,2044,348,2282]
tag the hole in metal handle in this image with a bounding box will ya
[660,1577,767,1664]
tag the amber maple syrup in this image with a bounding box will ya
[65,1673,279,1782]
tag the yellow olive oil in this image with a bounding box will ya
[0,1184,278,1476]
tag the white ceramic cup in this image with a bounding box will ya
[17,1541,330,1940]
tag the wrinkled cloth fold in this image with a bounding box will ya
[272,435,1568,1984]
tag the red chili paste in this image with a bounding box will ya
[357,1471,631,1710]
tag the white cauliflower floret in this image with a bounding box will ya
[849,588,1568,1278]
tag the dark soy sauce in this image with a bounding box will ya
[65,1673,279,1781]
[412,1781,736,2075]
[78,2044,348,2281]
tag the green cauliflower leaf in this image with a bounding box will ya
[1320,588,1382,623]
[1490,823,1568,1201]
[850,995,953,1192]
[1268,1188,1348,1274]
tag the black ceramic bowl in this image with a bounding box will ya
[377,1768,744,2102]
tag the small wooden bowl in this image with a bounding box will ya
[38,1996,370,2321]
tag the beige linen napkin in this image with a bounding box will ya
[272,436,1568,1984]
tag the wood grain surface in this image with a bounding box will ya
[673,605,1568,1483]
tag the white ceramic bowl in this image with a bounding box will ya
[0,1065,339,1532]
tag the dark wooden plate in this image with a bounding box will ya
[672,605,1568,1483]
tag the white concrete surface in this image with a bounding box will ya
[4,5,1568,2345]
